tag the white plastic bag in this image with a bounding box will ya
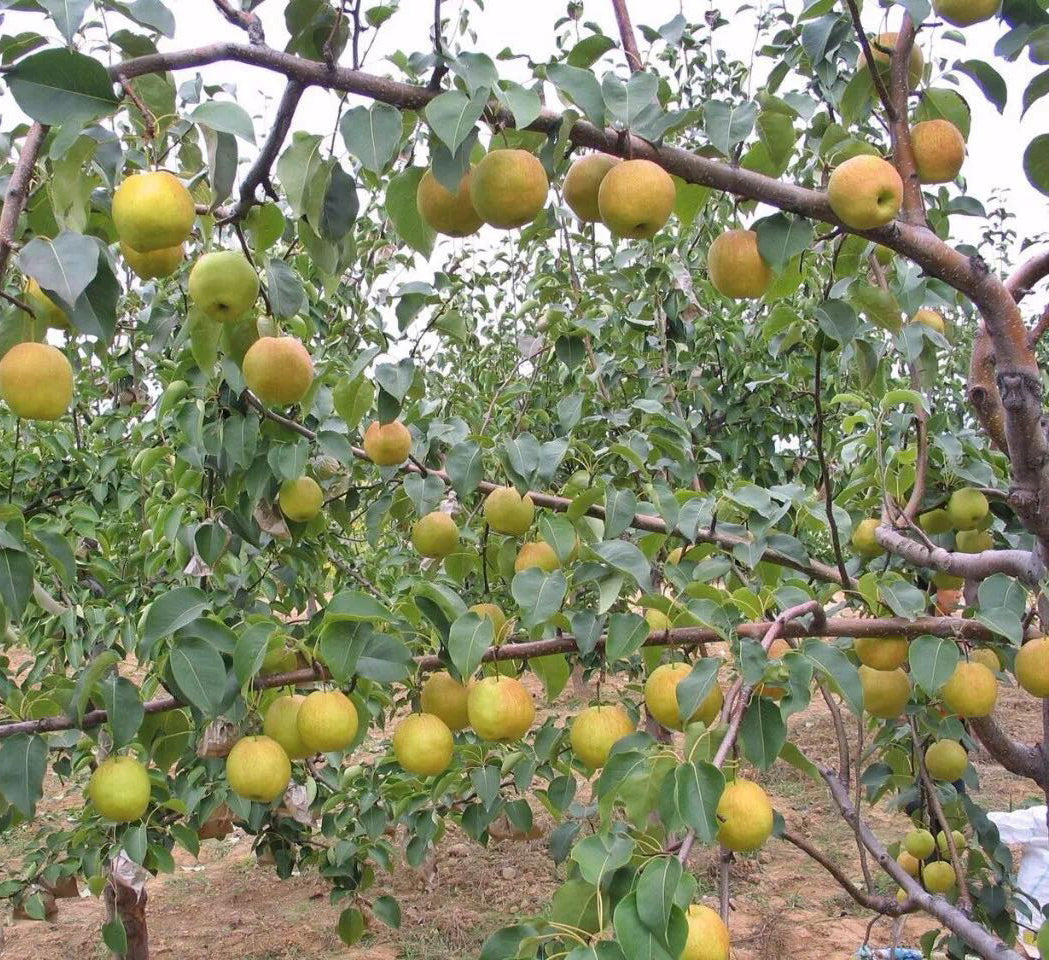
[988,806,1049,958]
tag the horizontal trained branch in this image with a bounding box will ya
[875,526,1045,585]
[0,616,995,740]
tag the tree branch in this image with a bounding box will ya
[968,325,1008,453]
[844,0,896,121]
[969,714,1049,788]
[211,0,266,44]
[610,0,643,73]
[813,341,852,588]
[874,526,1045,585]
[0,122,48,284]
[888,17,925,226]
[1006,248,1049,303]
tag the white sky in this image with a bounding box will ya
[3,0,1048,290]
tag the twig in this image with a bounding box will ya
[813,342,852,589]
[232,223,273,315]
[0,289,35,316]
[854,713,875,891]
[427,0,448,90]
[1029,303,1049,348]
[119,76,155,139]
[0,122,47,283]
[211,0,266,44]
[610,0,643,72]
[903,363,929,521]
[844,0,896,121]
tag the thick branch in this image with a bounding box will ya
[970,714,1049,788]
[1006,248,1049,303]
[0,122,48,282]
[888,18,925,226]
[968,326,1008,453]
[610,0,643,72]
[875,526,1045,585]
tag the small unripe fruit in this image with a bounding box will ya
[483,486,535,536]
[707,229,771,299]
[469,150,549,229]
[644,662,723,731]
[912,308,946,335]
[263,695,310,760]
[514,541,560,573]
[854,635,909,671]
[827,155,903,230]
[242,336,314,407]
[112,171,195,252]
[416,168,483,237]
[919,508,952,534]
[564,153,621,222]
[859,665,911,718]
[897,851,921,877]
[681,903,730,960]
[851,517,885,559]
[911,120,965,184]
[956,529,993,553]
[597,159,676,239]
[1015,636,1049,697]
[905,828,936,860]
[946,488,988,531]
[467,675,535,741]
[860,32,924,89]
[922,860,956,894]
[420,671,470,731]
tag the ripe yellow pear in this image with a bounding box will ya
[469,602,510,643]
[297,690,358,753]
[467,675,535,741]
[120,241,184,280]
[937,829,966,856]
[570,704,634,769]
[912,308,946,335]
[263,695,311,760]
[941,661,997,717]
[242,336,314,407]
[225,735,291,803]
[707,229,771,299]
[261,638,297,674]
[1015,636,1049,697]
[716,778,774,852]
[851,517,885,559]
[87,756,151,822]
[24,278,68,328]
[393,713,454,776]
[279,475,323,522]
[922,860,956,894]
[897,850,921,877]
[854,635,909,671]
[956,529,993,553]
[597,158,676,239]
[756,636,792,700]
[905,828,936,859]
[514,540,560,573]
[860,32,925,89]
[112,171,195,252]
[925,739,968,781]
[681,904,730,960]
[859,665,911,718]
[919,508,952,534]
[645,608,672,633]
[0,342,73,420]
[483,486,535,536]
[667,546,685,565]
[932,0,1000,26]
[188,251,260,322]
[363,420,411,466]
[564,153,621,222]
[416,168,483,237]
[827,155,903,230]
[932,571,964,590]
[911,120,965,184]
[644,662,723,731]
[946,488,988,530]
[469,149,549,229]
[412,511,459,558]
[420,671,470,731]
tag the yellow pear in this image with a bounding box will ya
[483,486,535,536]
[363,419,411,466]
[0,342,73,420]
[514,540,560,573]
[570,704,634,769]
[932,0,1000,26]
[467,675,535,741]
[919,508,952,534]
[897,850,921,877]
[188,251,260,322]
[263,695,311,760]
[1015,636,1049,697]
[416,168,483,237]
[24,278,69,328]
[393,713,454,776]
[932,571,964,590]
[242,336,314,407]
[469,149,549,229]
[859,665,911,718]
[912,308,945,335]
[120,241,184,280]
[955,529,993,553]
[971,647,1000,672]
[420,671,470,731]
[112,170,196,252]
[946,488,988,530]
[851,517,885,559]
[667,546,685,565]
[860,32,925,89]
[261,637,297,674]
[564,153,621,222]
[644,662,723,731]
[937,829,966,856]
[279,475,323,522]
[597,158,676,239]
[716,778,774,852]
[922,860,956,894]
[681,904,730,960]
[469,602,510,642]
[645,608,672,633]
[412,511,459,558]
[707,229,771,299]
[827,155,903,230]
[905,828,936,859]
[854,635,909,671]
[924,739,968,781]
[911,120,965,184]
[87,756,151,822]
[297,690,358,753]
[942,661,997,717]
[225,735,291,803]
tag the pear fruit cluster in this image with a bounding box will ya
[112,170,194,279]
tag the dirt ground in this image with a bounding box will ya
[0,677,1042,960]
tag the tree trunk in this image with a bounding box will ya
[104,861,148,960]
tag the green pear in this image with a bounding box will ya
[188,251,260,322]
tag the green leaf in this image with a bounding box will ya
[571,832,634,887]
[265,258,306,318]
[337,906,366,946]
[203,127,237,208]
[676,658,721,724]
[116,0,176,37]
[674,759,724,843]
[953,59,1007,113]
[169,636,227,716]
[425,89,488,155]
[386,168,434,257]
[915,88,971,139]
[604,487,637,539]
[321,162,359,240]
[511,568,567,627]
[978,574,1027,617]
[0,734,47,817]
[1024,133,1049,197]
[18,230,100,307]
[71,650,120,721]
[605,612,649,661]
[98,676,144,747]
[879,578,927,619]
[851,283,902,334]
[547,63,605,126]
[233,622,274,686]
[494,81,542,129]
[340,102,402,174]
[754,213,813,270]
[333,374,374,430]
[908,635,960,695]
[327,590,394,623]
[354,632,413,682]
[191,100,256,143]
[532,653,570,701]
[318,619,368,683]
[40,0,92,42]
[568,34,616,67]
[612,894,681,960]
[374,895,401,929]
[101,917,127,954]
[448,611,494,681]
[739,697,786,770]
[780,741,822,783]
[802,639,862,715]
[588,540,652,591]
[447,442,483,496]
[451,51,499,94]
[7,49,119,124]
[0,549,32,619]
[276,132,325,222]
[636,856,682,938]
[703,100,757,156]
[142,588,210,654]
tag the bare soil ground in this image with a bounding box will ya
[0,678,1041,960]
